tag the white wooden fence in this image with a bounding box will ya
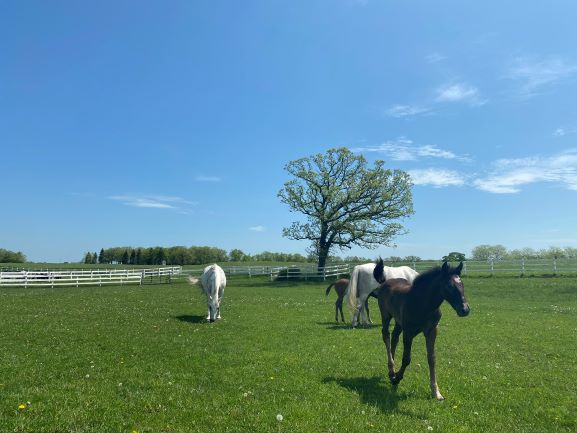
[3,259,576,288]
[0,267,182,288]
[181,263,350,281]
[179,259,577,280]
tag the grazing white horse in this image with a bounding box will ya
[188,264,226,322]
[346,259,418,327]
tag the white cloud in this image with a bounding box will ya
[385,104,431,118]
[436,83,486,106]
[473,150,577,193]
[553,127,577,137]
[249,225,266,232]
[196,176,221,182]
[425,52,446,64]
[409,169,466,188]
[109,195,196,209]
[508,56,577,97]
[353,138,471,162]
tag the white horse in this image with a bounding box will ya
[346,258,418,327]
[188,264,226,322]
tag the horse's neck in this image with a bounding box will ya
[411,276,444,311]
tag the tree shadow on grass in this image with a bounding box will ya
[323,375,408,413]
[175,315,207,324]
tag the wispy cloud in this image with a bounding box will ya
[553,126,577,137]
[409,169,467,188]
[425,52,446,64]
[508,56,577,97]
[249,225,266,232]
[385,104,431,118]
[473,150,577,193]
[109,195,196,210]
[436,82,486,106]
[195,176,221,182]
[353,138,471,162]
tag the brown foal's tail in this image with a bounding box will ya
[325,282,335,296]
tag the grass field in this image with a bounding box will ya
[1,275,576,432]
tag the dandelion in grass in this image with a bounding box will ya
[18,403,27,411]
[276,414,283,422]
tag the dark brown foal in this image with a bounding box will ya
[375,262,469,400]
[325,278,371,323]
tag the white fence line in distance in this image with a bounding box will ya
[179,259,577,281]
[0,267,182,288]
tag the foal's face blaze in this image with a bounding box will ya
[444,275,470,317]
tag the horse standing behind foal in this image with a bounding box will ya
[374,261,470,400]
[346,260,419,327]
[188,264,226,322]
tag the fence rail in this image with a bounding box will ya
[180,259,577,280]
[180,263,351,281]
[0,267,182,287]
[2,259,577,288]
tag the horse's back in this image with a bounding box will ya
[334,278,349,297]
[355,262,380,291]
[383,266,418,283]
[201,264,226,293]
[380,278,412,296]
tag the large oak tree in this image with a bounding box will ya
[278,147,414,269]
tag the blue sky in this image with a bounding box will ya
[2,1,577,263]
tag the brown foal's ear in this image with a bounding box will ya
[456,262,463,275]
[441,261,449,273]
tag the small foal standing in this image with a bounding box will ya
[188,264,227,322]
[325,278,350,322]
[326,278,374,323]
[374,262,470,400]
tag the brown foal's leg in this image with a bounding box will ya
[425,326,444,400]
[391,323,402,358]
[380,315,395,381]
[391,332,414,385]
[336,297,345,322]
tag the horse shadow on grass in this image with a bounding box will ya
[175,315,207,324]
[316,321,381,331]
[323,375,408,414]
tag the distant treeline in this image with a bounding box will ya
[82,246,421,265]
[0,248,27,263]
[83,246,391,266]
[84,247,313,266]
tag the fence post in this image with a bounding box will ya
[521,258,525,276]
[553,259,557,275]
[491,259,494,276]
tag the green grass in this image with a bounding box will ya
[1,276,576,432]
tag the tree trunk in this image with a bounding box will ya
[317,245,330,272]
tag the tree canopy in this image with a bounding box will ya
[0,248,26,263]
[278,147,414,268]
[442,252,466,262]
